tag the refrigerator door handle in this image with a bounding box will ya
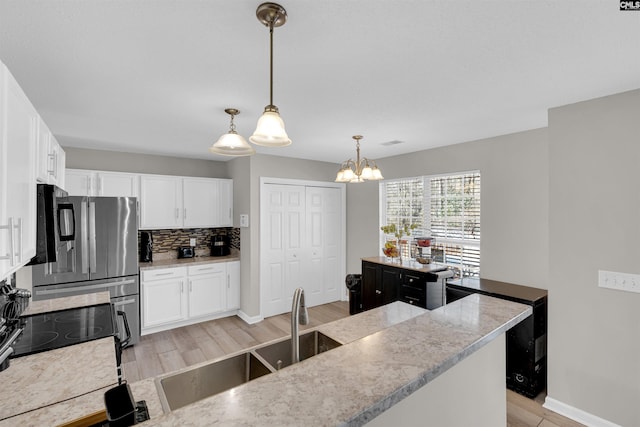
[34,279,137,296]
[89,201,97,273]
[81,200,89,274]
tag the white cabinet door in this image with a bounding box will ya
[96,171,139,198]
[218,179,233,227]
[226,260,240,310]
[142,275,188,330]
[65,169,95,196]
[0,64,37,280]
[183,178,217,228]
[187,263,226,318]
[140,175,182,229]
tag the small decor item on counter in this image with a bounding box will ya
[382,240,399,259]
[416,257,431,264]
[211,234,230,256]
[380,223,418,263]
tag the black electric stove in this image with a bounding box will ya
[10,303,116,358]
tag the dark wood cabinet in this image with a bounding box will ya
[361,259,450,310]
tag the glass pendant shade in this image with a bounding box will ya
[371,167,384,180]
[341,168,355,181]
[250,109,291,147]
[335,170,345,182]
[209,132,255,156]
[360,166,374,180]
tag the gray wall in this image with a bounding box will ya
[548,89,640,426]
[347,128,550,289]
[64,146,228,177]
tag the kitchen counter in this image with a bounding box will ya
[0,291,118,425]
[361,255,449,275]
[138,294,530,426]
[448,277,548,303]
[139,253,240,270]
[0,337,118,423]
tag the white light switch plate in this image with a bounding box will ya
[240,214,249,228]
[189,238,196,247]
[598,270,640,293]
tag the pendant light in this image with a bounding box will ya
[250,2,291,147]
[209,108,255,156]
[335,135,384,183]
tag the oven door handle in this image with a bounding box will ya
[116,310,132,350]
[34,279,137,296]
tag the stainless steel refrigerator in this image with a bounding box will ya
[31,196,140,345]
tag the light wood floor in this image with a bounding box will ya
[122,301,582,427]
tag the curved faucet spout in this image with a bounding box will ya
[291,287,309,364]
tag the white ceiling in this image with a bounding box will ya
[1,1,639,164]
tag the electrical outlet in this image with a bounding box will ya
[240,214,249,228]
[190,238,196,247]
[598,270,640,293]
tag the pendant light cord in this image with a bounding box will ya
[269,23,274,106]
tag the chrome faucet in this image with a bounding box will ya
[291,287,309,364]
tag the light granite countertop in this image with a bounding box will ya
[139,252,240,271]
[0,291,117,425]
[361,256,451,274]
[0,337,118,423]
[138,295,530,426]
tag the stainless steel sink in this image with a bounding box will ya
[255,330,342,371]
[158,352,273,411]
[157,330,342,412]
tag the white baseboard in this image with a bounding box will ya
[543,396,622,427]
[237,310,263,325]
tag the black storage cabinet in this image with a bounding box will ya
[447,278,548,399]
[345,274,363,315]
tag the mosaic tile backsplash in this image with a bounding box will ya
[138,228,240,259]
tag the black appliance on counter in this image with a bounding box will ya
[140,231,153,262]
[447,277,548,398]
[177,246,194,258]
[211,234,230,257]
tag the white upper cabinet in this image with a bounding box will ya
[65,169,140,198]
[35,116,66,188]
[140,175,232,230]
[0,62,38,280]
[140,175,183,229]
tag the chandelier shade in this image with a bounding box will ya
[335,135,384,183]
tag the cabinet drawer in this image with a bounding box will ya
[399,285,426,308]
[141,267,187,281]
[187,263,225,276]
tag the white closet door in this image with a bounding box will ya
[262,184,306,317]
[306,187,341,306]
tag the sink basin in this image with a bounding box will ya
[255,330,342,371]
[158,352,272,411]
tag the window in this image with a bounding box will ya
[380,171,481,277]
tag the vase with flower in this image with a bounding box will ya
[380,223,418,263]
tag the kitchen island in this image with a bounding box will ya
[141,294,530,426]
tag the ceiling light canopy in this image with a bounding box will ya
[209,108,255,157]
[250,2,291,147]
[335,135,384,183]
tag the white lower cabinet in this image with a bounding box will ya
[141,261,240,335]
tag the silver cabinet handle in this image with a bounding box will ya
[175,208,179,220]
[34,279,137,296]
[189,280,192,292]
[180,280,184,293]
[0,218,16,266]
[153,272,174,276]
[227,274,230,289]
[98,176,103,196]
[15,217,22,265]
[113,298,137,307]
[47,153,56,175]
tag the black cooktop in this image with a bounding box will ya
[10,303,115,358]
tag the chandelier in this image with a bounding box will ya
[335,135,384,183]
